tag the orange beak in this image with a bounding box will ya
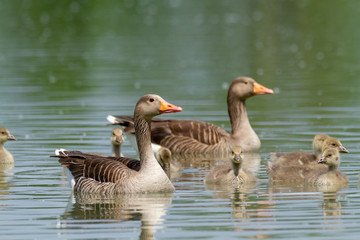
[253,82,274,95]
[160,100,183,113]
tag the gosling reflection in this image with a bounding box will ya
[0,165,14,197]
[321,192,343,218]
[60,192,173,240]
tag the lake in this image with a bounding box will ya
[1,0,360,239]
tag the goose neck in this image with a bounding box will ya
[134,115,158,170]
[227,97,251,136]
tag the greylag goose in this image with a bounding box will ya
[0,127,17,164]
[156,147,182,178]
[267,136,349,182]
[54,94,182,194]
[107,77,273,155]
[111,127,124,157]
[204,146,255,185]
[308,148,348,186]
[269,134,349,168]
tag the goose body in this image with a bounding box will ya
[308,148,348,186]
[55,95,182,194]
[0,127,17,164]
[268,135,348,168]
[267,135,349,182]
[107,77,273,155]
[205,146,255,185]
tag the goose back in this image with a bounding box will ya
[107,77,273,154]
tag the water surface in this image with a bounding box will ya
[1,1,360,239]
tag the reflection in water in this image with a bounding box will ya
[0,163,14,198]
[58,192,173,240]
[321,192,343,218]
[268,180,348,194]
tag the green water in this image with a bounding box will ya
[1,1,360,239]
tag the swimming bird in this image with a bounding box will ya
[107,77,273,155]
[267,136,349,182]
[204,146,255,185]
[156,147,182,178]
[111,127,124,157]
[54,94,182,194]
[0,127,17,164]
[269,134,348,167]
[308,148,348,186]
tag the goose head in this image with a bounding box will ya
[231,146,244,165]
[230,146,244,178]
[312,134,329,157]
[322,137,349,153]
[228,77,273,101]
[318,148,341,168]
[135,94,182,120]
[0,127,16,144]
[110,128,124,146]
[156,147,172,167]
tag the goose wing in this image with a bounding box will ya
[110,115,229,146]
[54,150,141,171]
[56,154,137,183]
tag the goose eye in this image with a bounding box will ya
[244,81,248,85]
[149,98,155,103]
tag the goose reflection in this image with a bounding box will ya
[321,192,344,218]
[58,192,173,240]
[0,162,14,198]
[205,180,257,220]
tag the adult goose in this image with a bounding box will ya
[205,146,255,185]
[107,77,273,155]
[0,127,17,164]
[54,94,182,194]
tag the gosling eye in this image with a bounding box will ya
[244,81,248,85]
[328,154,332,157]
[149,98,155,103]
[332,143,336,146]
[1,132,5,135]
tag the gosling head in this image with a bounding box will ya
[110,128,124,146]
[312,134,329,156]
[318,148,341,168]
[157,147,172,165]
[0,127,16,144]
[156,147,172,177]
[231,146,244,165]
[322,137,349,153]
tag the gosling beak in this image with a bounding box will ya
[160,99,183,113]
[318,156,327,164]
[253,82,274,95]
[234,156,242,162]
[7,134,17,141]
[115,136,123,144]
[339,145,349,153]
